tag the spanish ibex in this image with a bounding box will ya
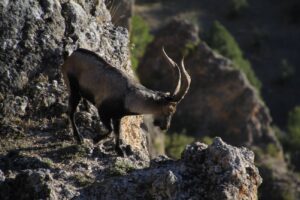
[61,48,191,156]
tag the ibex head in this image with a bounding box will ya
[152,48,191,130]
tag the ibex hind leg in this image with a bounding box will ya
[93,114,112,144]
[67,74,84,144]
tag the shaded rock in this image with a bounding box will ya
[0,170,4,182]
[1,95,28,118]
[0,151,52,172]
[0,169,79,200]
[137,19,300,200]
[137,19,199,93]
[258,162,300,200]
[0,169,56,200]
[105,0,134,31]
[137,19,278,148]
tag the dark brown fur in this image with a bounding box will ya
[61,48,190,156]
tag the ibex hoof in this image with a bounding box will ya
[116,147,125,157]
[124,145,133,156]
[76,136,84,145]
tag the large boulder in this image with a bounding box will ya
[82,138,262,200]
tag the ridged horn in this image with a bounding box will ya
[162,47,181,97]
[172,57,191,102]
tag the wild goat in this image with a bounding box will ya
[61,48,191,156]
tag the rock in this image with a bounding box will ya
[0,151,52,172]
[0,169,56,200]
[137,19,300,200]
[0,0,147,159]
[106,0,134,31]
[1,95,28,118]
[0,169,78,200]
[258,163,299,200]
[82,138,261,200]
[137,19,279,148]
[0,170,5,182]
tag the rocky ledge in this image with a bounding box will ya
[0,138,261,200]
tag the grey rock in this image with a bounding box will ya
[1,95,28,117]
[0,151,52,172]
[0,170,5,182]
[0,169,56,200]
[82,138,261,200]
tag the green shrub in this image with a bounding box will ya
[109,159,136,176]
[265,143,280,158]
[278,107,300,171]
[130,15,153,70]
[287,106,300,148]
[165,133,195,159]
[208,21,262,91]
[228,0,248,16]
[201,136,213,145]
[279,59,295,82]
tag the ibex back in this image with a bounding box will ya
[61,48,191,156]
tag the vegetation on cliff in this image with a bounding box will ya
[208,21,262,92]
[130,15,153,70]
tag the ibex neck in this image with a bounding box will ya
[125,86,168,115]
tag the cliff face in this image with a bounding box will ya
[137,19,278,148]
[137,19,300,200]
[0,1,261,199]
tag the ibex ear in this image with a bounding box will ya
[165,96,174,101]
[165,102,177,114]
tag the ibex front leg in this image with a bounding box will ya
[112,118,125,157]
[67,75,84,144]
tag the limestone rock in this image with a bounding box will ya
[0,0,147,159]
[82,138,262,200]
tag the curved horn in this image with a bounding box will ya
[162,47,181,96]
[173,57,191,102]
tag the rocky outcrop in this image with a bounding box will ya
[0,138,262,200]
[0,0,148,160]
[137,19,278,148]
[89,138,262,200]
[0,1,262,199]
